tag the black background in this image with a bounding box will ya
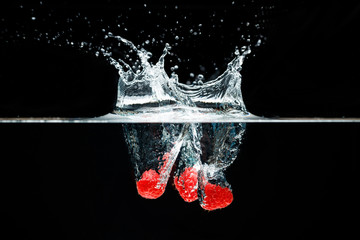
[0,1,359,239]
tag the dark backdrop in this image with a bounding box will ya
[0,1,359,239]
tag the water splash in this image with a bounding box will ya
[103,34,251,114]
[176,47,251,112]
[107,35,250,210]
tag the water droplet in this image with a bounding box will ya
[175,36,179,40]
[235,46,240,56]
[145,40,150,44]
[195,74,204,85]
[255,39,262,47]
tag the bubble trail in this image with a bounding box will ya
[123,123,186,199]
[198,168,234,211]
[197,123,246,210]
[174,124,202,202]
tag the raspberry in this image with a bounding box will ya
[174,167,198,202]
[136,169,166,199]
[200,182,233,211]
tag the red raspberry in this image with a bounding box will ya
[174,167,198,202]
[136,169,166,199]
[200,182,233,211]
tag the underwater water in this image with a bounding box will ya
[1,0,360,239]
[123,122,245,210]
[1,123,358,240]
